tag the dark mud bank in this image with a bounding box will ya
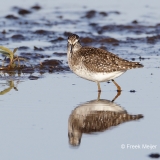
[0,5,160,77]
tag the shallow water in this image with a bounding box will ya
[0,0,160,159]
[0,59,160,159]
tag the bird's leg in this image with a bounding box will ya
[96,82,101,92]
[111,90,121,102]
[97,91,101,101]
[111,79,121,92]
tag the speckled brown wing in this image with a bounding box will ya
[82,111,143,133]
[78,47,143,73]
[70,111,143,133]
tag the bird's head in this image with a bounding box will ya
[68,130,82,146]
[67,34,80,54]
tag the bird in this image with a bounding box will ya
[67,34,143,92]
[68,97,143,146]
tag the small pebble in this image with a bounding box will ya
[28,75,39,80]
[130,90,136,93]
[149,153,160,158]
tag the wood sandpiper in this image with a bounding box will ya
[67,34,143,92]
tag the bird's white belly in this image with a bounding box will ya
[74,69,125,82]
[74,100,125,116]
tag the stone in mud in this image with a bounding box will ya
[81,37,95,43]
[5,15,19,19]
[2,30,6,34]
[34,46,44,51]
[132,20,138,24]
[131,58,135,61]
[31,5,41,10]
[85,10,96,18]
[130,90,136,93]
[11,34,25,40]
[28,75,39,80]
[99,11,108,16]
[149,153,160,158]
[89,23,98,26]
[18,9,31,15]
[34,30,51,35]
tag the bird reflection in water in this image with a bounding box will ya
[68,92,143,146]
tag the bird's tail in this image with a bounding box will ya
[131,62,144,68]
[120,60,144,70]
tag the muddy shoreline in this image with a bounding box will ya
[0,5,160,79]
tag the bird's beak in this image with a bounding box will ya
[70,44,73,54]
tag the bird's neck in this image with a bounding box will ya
[73,42,82,53]
[68,42,82,55]
[67,42,82,69]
